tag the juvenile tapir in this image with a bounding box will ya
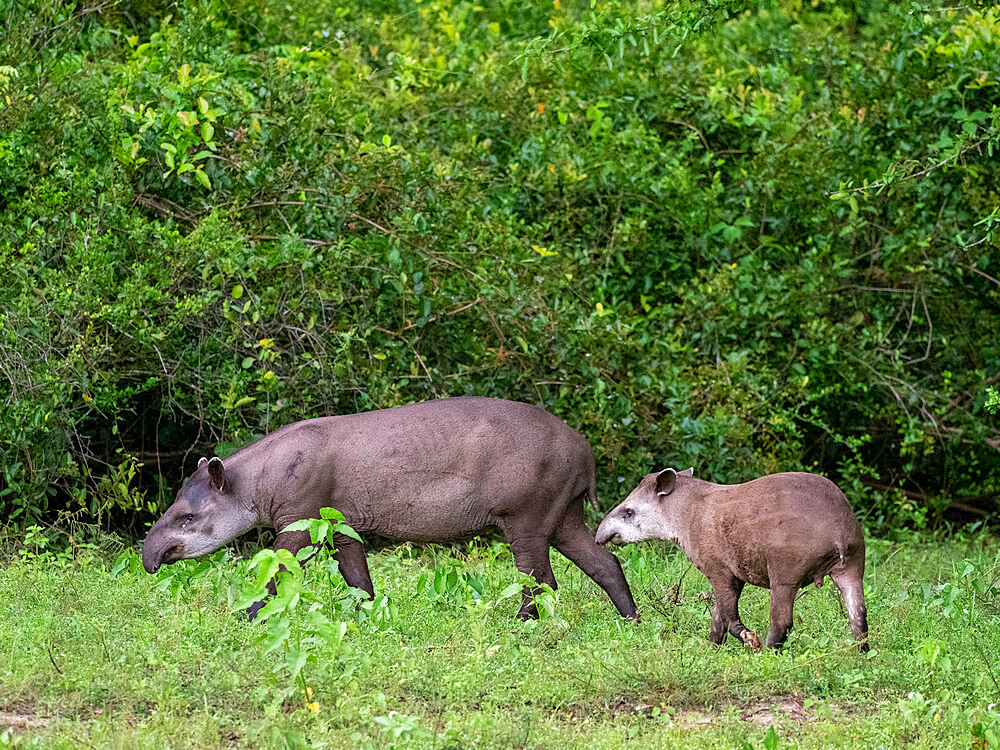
[596,469,868,651]
[142,397,638,621]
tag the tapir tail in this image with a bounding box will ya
[588,473,600,513]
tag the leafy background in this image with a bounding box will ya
[1,0,998,536]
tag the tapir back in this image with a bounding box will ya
[223,396,594,540]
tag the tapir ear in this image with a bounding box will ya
[678,467,694,477]
[207,457,227,492]
[655,468,677,497]
[198,457,208,469]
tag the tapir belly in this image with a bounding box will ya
[335,471,497,542]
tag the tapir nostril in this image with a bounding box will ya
[142,554,160,575]
[142,542,181,574]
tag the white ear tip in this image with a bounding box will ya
[208,456,223,465]
[657,491,669,497]
[197,457,207,467]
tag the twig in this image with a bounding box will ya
[236,200,390,234]
[973,639,1000,700]
[430,254,489,285]
[827,139,984,195]
[47,644,63,674]
[395,298,482,333]
[964,264,1000,288]
[831,285,917,295]
[247,235,332,246]
[904,292,932,365]
[133,192,198,223]
[348,212,390,234]
[661,119,711,152]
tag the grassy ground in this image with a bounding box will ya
[2,529,999,749]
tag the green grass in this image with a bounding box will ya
[2,530,1000,749]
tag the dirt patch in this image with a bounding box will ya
[739,694,814,726]
[604,696,657,717]
[565,691,868,732]
[602,696,715,728]
[0,710,49,733]
[592,692,854,729]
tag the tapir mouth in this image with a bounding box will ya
[143,544,184,574]
[595,529,622,546]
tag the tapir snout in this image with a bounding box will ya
[141,534,185,574]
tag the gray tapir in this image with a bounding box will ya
[142,397,638,621]
[596,468,868,651]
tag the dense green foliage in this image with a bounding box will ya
[2,0,999,530]
[3,530,1000,748]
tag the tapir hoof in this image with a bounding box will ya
[739,629,763,650]
[243,600,266,622]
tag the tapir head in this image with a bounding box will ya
[142,456,258,574]
[595,467,695,546]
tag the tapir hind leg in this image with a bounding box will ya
[832,566,869,653]
[766,583,797,649]
[553,504,638,620]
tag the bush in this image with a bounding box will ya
[1,0,998,533]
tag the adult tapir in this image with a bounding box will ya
[142,397,638,621]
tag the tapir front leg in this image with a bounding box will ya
[245,529,376,621]
[246,529,311,621]
[331,532,374,598]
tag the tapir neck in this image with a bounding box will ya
[663,481,710,551]
[218,452,273,529]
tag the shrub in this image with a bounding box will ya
[1,0,998,533]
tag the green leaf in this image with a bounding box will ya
[285,647,308,679]
[499,582,523,599]
[334,523,362,542]
[194,169,211,189]
[177,110,198,127]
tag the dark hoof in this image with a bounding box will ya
[516,609,540,621]
[242,601,265,622]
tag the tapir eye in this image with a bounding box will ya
[623,508,634,519]
[181,513,194,526]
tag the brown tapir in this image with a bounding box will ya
[595,469,868,651]
[142,397,638,621]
